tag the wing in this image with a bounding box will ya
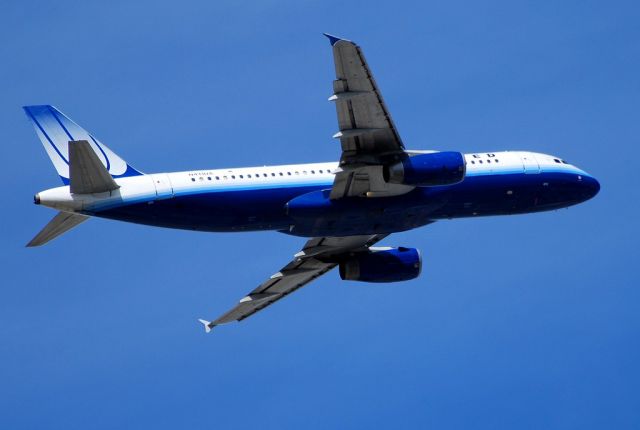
[198,234,387,332]
[324,34,409,199]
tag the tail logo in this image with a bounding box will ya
[23,105,141,183]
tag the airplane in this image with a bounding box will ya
[24,34,600,332]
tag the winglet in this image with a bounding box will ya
[323,33,349,46]
[198,319,213,333]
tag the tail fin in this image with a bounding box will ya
[23,105,142,184]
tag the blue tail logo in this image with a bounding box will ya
[23,105,142,184]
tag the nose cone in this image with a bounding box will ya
[580,174,600,201]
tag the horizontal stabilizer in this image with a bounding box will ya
[69,140,120,194]
[27,211,89,247]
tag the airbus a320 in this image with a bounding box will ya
[24,34,600,331]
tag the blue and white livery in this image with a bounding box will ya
[25,35,600,332]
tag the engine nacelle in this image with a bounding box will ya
[384,151,466,186]
[339,247,422,283]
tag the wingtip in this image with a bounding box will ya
[323,33,349,46]
[198,319,213,333]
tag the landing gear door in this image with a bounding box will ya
[150,173,174,200]
[521,153,540,174]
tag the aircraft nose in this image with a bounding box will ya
[580,174,600,200]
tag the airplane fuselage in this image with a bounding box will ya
[35,150,600,238]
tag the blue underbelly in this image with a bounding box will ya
[95,184,323,232]
[93,172,589,236]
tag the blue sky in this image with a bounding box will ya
[1,0,639,428]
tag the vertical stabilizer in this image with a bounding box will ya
[23,105,142,184]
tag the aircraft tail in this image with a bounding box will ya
[23,105,142,184]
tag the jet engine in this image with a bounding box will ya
[384,151,466,186]
[339,247,422,283]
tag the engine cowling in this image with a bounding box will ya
[384,151,466,186]
[339,247,422,283]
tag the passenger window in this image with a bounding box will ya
[311,170,315,174]
[215,176,220,180]
[495,159,499,163]
[479,160,483,164]
[279,172,283,176]
[288,172,292,176]
[271,173,275,176]
[231,175,235,179]
[191,178,195,182]
[207,177,211,180]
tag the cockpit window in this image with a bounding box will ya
[553,158,561,163]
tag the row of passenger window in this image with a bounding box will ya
[469,159,499,165]
[190,169,330,182]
